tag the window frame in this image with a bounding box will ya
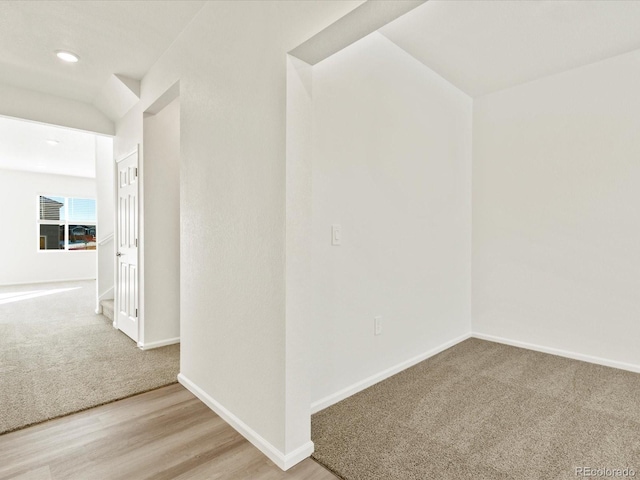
[36,194,97,252]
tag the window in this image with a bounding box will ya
[38,196,97,251]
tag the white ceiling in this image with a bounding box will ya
[380,0,640,97]
[0,116,98,178]
[0,1,204,104]
[1,0,639,111]
[1,2,637,180]
[0,1,201,180]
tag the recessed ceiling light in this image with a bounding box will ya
[55,50,79,63]
[46,139,60,146]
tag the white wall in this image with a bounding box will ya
[310,33,472,404]
[285,54,314,453]
[0,169,96,285]
[113,0,364,464]
[95,136,114,306]
[141,97,180,346]
[0,82,114,136]
[473,49,640,369]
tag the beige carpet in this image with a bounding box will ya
[312,338,640,480]
[0,280,179,435]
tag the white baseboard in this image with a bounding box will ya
[95,287,114,314]
[0,277,96,287]
[472,332,640,374]
[178,373,313,470]
[281,441,315,470]
[98,287,114,302]
[311,332,472,414]
[137,337,180,350]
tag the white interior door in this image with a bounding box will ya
[116,150,139,342]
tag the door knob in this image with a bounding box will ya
[116,252,122,257]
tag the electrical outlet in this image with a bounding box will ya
[374,316,382,336]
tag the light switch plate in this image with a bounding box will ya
[332,224,341,246]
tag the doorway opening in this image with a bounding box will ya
[116,82,181,350]
[0,115,179,435]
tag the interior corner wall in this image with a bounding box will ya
[0,169,97,285]
[472,49,640,368]
[141,97,180,345]
[310,32,473,405]
[113,0,364,465]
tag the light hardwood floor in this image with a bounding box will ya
[0,384,337,480]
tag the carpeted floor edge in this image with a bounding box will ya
[311,456,346,480]
[0,380,178,436]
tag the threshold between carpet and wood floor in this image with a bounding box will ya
[311,338,640,480]
[0,280,179,435]
[0,384,337,480]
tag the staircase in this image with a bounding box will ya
[100,299,115,322]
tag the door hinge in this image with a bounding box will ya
[135,238,138,247]
[135,308,138,317]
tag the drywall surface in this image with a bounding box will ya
[95,136,114,304]
[0,169,96,285]
[141,97,180,345]
[310,33,472,403]
[114,0,363,460]
[473,49,640,367]
[285,55,314,452]
[0,82,114,136]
